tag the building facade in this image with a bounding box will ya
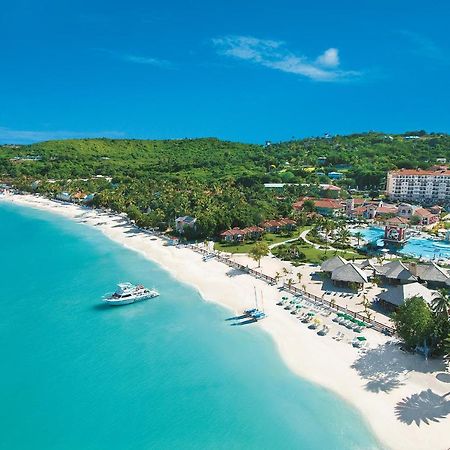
[386,168,450,204]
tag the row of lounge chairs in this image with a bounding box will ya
[332,313,367,333]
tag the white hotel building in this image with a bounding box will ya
[386,168,450,204]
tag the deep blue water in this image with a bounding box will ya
[0,203,381,450]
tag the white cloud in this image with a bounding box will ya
[397,30,447,63]
[316,48,339,67]
[120,54,171,67]
[213,35,359,82]
[96,48,171,67]
[0,127,125,144]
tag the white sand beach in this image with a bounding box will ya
[2,193,450,450]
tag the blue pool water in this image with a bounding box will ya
[0,203,381,449]
[354,227,450,260]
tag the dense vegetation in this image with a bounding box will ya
[392,294,450,356]
[1,131,449,236]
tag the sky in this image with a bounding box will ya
[0,0,449,144]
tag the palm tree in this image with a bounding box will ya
[336,227,351,247]
[275,271,281,284]
[297,272,303,284]
[431,289,450,319]
[444,334,450,360]
[354,231,363,247]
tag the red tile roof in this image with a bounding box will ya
[313,199,344,209]
[387,216,410,225]
[414,208,436,218]
[389,168,450,176]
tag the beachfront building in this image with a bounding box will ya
[219,226,264,243]
[260,218,296,233]
[55,192,72,202]
[320,255,348,274]
[386,168,450,204]
[175,216,197,234]
[377,282,435,310]
[330,263,368,290]
[408,262,450,289]
[377,261,417,285]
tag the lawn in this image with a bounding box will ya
[214,227,309,254]
[273,241,366,265]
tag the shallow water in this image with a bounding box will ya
[355,226,450,260]
[0,203,381,449]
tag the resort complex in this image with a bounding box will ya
[386,167,450,203]
[1,132,450,450]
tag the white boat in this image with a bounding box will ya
[103,282,159,305]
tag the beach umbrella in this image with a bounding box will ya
[313,317,321,324]
[357,336,367,341]
[307,312,315,316]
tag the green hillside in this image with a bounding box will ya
[1,131,449,236]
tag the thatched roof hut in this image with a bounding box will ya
[331,263,368,286]
[321,256,348,273]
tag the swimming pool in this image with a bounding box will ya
[353,227,450,260]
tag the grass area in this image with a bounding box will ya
[296,242,365,264]
[273,240,366,265]
[214,227,309,254]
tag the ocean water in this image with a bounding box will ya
[0,203,381,450]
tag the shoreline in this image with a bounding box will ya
[2,193,450,450]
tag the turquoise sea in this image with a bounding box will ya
[0,203,381,450]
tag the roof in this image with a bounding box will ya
[378,283,435,307]
[220,227,245,237]
[241,226,264,233]
[72,191,86,199]
[314,199,344,210]
[389,168,450,176]
[377,206,398,214]
[319,184,341,191]
[320,255,348,272]
[175,215,196,223]
[410,263,450,283]
[413,208,436,218]
[331,263,369,284]
[381,261,417,281]
[261,218,296,227]
[356,259,379,271]
[387,216,409,225]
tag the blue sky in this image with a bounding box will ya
[0,0,449,144]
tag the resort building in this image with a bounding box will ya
[377,282,435,310]
[384,217,410,244]
[378,261,417,285]
[328,171,344,180]
[55,192,72,202]
[330,263,368,290]
[386,168,450,204]
[219,226,264,242]
[175,216,197,234]
[408,262,450,289]
[320,256,348,274]
[319,184,341,199]
[260,218,296,233]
